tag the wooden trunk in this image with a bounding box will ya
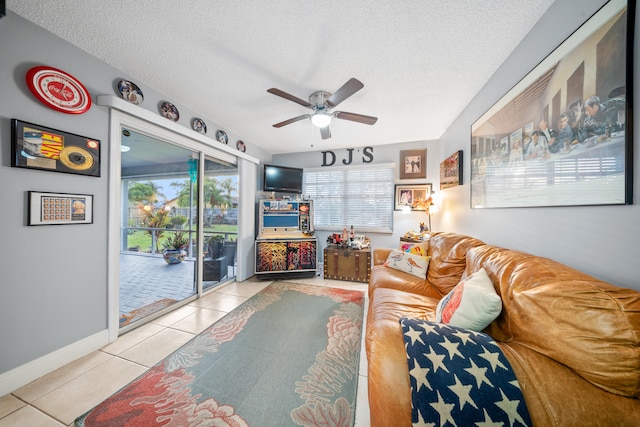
[323,247,371,283]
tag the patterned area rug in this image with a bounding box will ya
[119,298,178,327]
[77,282,365,427]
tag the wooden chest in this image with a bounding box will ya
[323,247,371,283]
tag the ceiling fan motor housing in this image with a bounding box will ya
[309,91,332,112]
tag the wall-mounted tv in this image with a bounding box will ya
[263,164,303,193]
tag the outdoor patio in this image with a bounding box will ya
[119,252,235,318]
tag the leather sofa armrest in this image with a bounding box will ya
[373,248,392,265]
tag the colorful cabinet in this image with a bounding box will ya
[255,199,317,279]
[255,239,317,273]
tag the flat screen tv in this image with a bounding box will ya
[263,164,303,193]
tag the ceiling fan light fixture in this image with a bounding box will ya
[311,111,332,128]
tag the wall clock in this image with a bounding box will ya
[26,66,92,114]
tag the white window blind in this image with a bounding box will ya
[304,164,394,233]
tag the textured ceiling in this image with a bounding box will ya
[8,0,556,154]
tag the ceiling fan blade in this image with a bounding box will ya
[327,78,364,107]
[320,125,331,139]
[334,111,378,125]
[272,114,310,128]
[267,88,313,108]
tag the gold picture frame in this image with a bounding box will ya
[11,119,101,177]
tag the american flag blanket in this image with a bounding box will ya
[400,317,532,427]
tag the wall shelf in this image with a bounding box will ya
[96,95,259,164]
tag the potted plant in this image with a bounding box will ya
[206,234,225,259]
[140,205,170,252]
[169,215,188,229]
[162,230,189,264]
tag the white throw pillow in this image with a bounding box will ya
[384,249,430,278]
[435,268,502,331]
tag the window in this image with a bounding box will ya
[304,164,394,233]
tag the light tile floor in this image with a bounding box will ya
[0,276,370,427]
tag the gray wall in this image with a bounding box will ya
[436,0,640,290]
[0,14,109,374]
[272,140,441,258]
[0,12,270,379]
[276,0,640,291]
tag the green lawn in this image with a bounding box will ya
[124,225,238,252]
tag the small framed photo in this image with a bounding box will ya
[394,184,432,210]
[28,191,93,225]
[400,149,426,179]
[440,150,463,190]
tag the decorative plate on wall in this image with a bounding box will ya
[192,118,207,134]
[26,66,92,114]
[117,79,144,105]
[159,101,179,121]
[216,130,228,144]
[236,140,246,152]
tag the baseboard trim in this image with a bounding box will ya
[0,329,109,396]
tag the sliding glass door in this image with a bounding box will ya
[119,129,199,329]
[202,157,238,290]
[117,128,240,330]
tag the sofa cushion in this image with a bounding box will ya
[369,263,444,299]
[366,288,440,427]
[399,317,532,427]
[384,249,430,278]
[427,233,485,296]
[435,268,502,331]
[466,245,640,398]
[498,341,640,426]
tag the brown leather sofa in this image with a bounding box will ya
[365,232,640,426]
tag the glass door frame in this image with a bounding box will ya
[118,132,201,334]
[106,109,241,340]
